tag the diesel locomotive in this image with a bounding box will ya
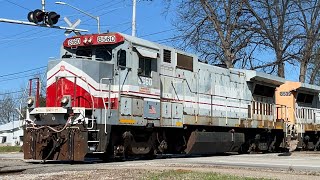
[23,32,320,161]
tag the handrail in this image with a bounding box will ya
[161,73,291,123]
[295,106,318,124]
[87,118,95,129]
[293,107,304,136]
[160,73,285,106]
[55,75,95,126]
[100,78,113,134]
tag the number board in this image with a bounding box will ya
[280,91,291,96]
[63,33,125,47]
[138,77,153,87]
[67,38,81,46]
[97,35,116,43]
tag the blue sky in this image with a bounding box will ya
[0,0,176,95]
[0,0,301,98]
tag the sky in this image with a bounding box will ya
[0,0,302,100]
[0,0,177,97]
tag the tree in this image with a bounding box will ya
[244,0,300,78]
[168,0,253,68]
[166,0,320,80]
[0,94,18,124]
[294,0,320,83]
[308,48,320,84]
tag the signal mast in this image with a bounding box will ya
[0,0,87,35]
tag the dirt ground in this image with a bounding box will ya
[1,164,320,180]
[1,152,320,180]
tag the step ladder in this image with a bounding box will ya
[87,126,104,153]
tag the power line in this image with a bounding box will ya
[0,66,46,78]
[0,34,62,42]
[60,0,124,26]
[0,2,125,49]
[0,90,28,96]
[0,71,46,83]
[0,2,178,54]
[4,0,31,11]
[140,28,177,38]
[0,29,62,50]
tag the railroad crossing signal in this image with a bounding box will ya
[46,12,60,26]
[27,9,60,26]
[27,9,45,24]
[0,17,88,35]
[63,17,81,36]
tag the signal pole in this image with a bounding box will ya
[42,0,45,12]
[132,0,136,37]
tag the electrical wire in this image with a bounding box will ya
[0,72,45,83]
[3,0,31,11]
[0,89,33,96]
[0,66,46,78]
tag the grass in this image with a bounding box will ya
[0,146,22,153]
[147,170,272,180]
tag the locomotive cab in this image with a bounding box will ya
[24,32,164,161]
[24,33,130,161]
[276,81,320,150]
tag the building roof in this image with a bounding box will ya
[0,120,21,133]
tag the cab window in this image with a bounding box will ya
[135,48,158,77]
[139,57,156,77]
[96,48,112,61]
[297,93,314,104]
[117,50,126,69]
[75,49,92,59]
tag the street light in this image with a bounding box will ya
[55,1,100,34]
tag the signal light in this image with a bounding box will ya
[46,12,60,26]
[27,9,45,24]
[27,10,60,26]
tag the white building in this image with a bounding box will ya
[0,120,23,146]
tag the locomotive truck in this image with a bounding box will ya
[23,32,320,161]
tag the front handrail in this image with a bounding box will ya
[100,78,113,134]
[55,75,95,127]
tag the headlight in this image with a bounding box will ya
[61,96,69,105]
[27,97,34,106]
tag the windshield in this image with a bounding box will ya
[63,45,114,61]
[95,48,112,61]
[76,48,92,59]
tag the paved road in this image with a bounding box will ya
[0,152,23,160]
[1,152,320,173]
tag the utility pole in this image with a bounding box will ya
[42,0,45,12]
[132,0,136,37]
[12,113,14,145]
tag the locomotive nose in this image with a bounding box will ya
[24,121,88,161]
